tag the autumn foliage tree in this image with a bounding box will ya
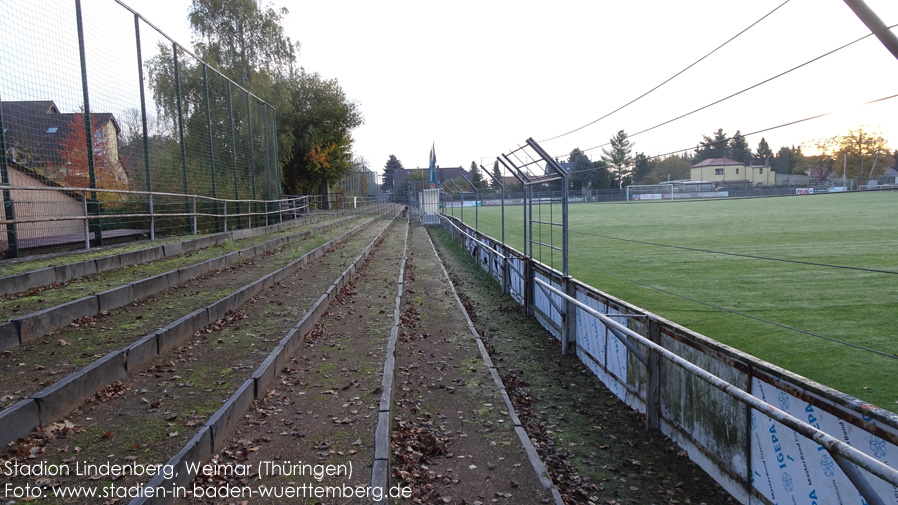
[281,71,362,195]
[55,112,127,200]
[804,128,893,180]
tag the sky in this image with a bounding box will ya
[12,0,898,179]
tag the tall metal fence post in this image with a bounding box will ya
[192,196,197,235]
[75,0,101,247]
[263,105,272,226]
[500,186,505,245]
[502,253,510,296]
[527,185,533,257]
[149,194,155,240]
[173,43,191,234]
[562,277,576,355]
[245,91,257,228]
[202,65,219,233]
[0,97,19,259]
[82,192,90,250]
[561,162,573,353]
[227,82,240,230]
[134,13,154,241]
[646,320,662,432]
[273,108,282,223]
[460,186,465,224]
[524,257,534,317]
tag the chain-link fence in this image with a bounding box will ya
[0,0,281,258]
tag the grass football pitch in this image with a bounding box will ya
[450,192,898,412]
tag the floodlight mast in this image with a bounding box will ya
[842,0,898,61]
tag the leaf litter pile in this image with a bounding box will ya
[428,226,736,505]
[390,226,554,504]
[186,219,408,504]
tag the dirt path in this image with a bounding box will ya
[389,224,554,504]
[428,226,735,505]
[182,220,557,505]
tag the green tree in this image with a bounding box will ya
[755,137,774,165]
[632,152,652,184]
[568,148,593,191]
[772,145,806,174]
[397,169,426,201]
[650,155,692,183]
[145,2,300,203]
[803,129,893,180]
[729,130,751,165]
[281,71,363,195]
[491,161,502,191]
[601,130,633,189]
[469,160,487,190]
[188,0,299,171]
[694,128,728,162]
[835,127,892,179]
[804,137,837,179]
[383,154,403,191]
[188,0,298,88]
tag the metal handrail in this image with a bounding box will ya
[0,184,301,205]
[439,214,505,260]
[533,277,898,498]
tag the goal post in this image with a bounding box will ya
[626,184,675,201]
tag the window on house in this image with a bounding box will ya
[715,168,723,175]
[736,168,739,174]
[759,168,763,174]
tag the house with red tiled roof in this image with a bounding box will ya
[1,101,129,192]
[690,157,775,187]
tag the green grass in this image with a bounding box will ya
[454,192,898,411]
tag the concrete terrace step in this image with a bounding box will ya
[0,214,364,351]
[0,208,401,449]
[0,213,340,297]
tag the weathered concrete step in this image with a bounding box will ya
[0,208,400,449]
[0,213,338,297]
[130,214,407,505]
[0,215,362,351]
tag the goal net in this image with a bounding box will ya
[626,184,675,201]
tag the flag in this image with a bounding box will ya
[429,143,436,185]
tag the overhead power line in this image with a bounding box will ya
[539,0,792,144]
[577,25,897,157]
[556,92,897,177]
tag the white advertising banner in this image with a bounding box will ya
[574,291,628,402]
[533,273,563,340]
[751,378,897,504]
